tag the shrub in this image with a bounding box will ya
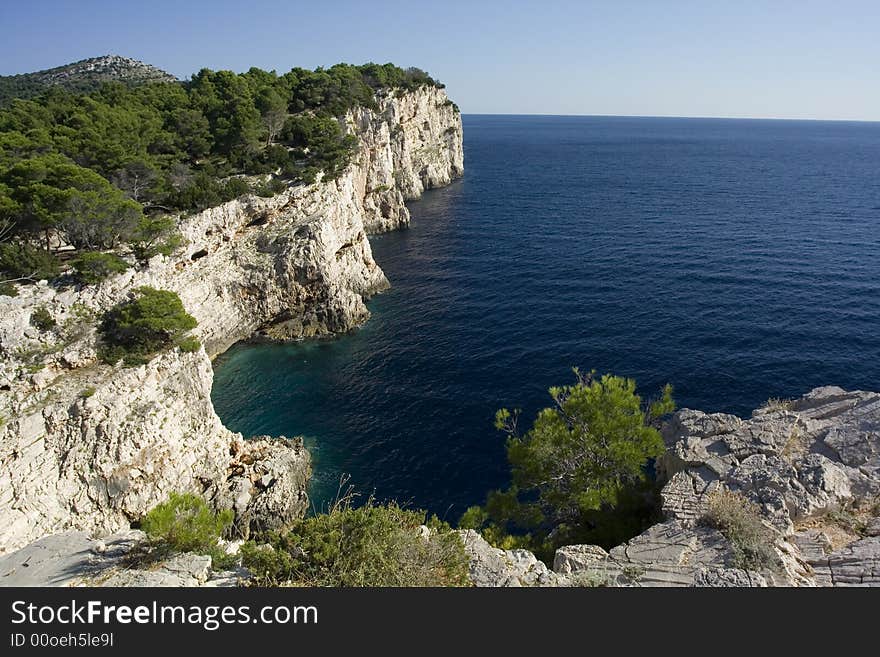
[70,251,129,285]
[133,231,183,261]
[177,336,201,353]
[253,177,287,197]
[0,282,17,296]
[764,397,793,411]
[130,216,184,261]
[137,493,238,569]
[220,176,252,200]
[295,166,320,185]
[281,115,357,183]
[263,144,291,170]
[141,493,234,566]
[238,542,297,584]
[80,386,96,398]
[568,569,614,587]
[241,501,469,587]
[826,507,871,537]
[702,489,781,572]
[30,306,55,331]
[98,286,198,366]
[0,242,59,281]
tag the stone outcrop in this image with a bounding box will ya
[552,386,880,586]
[457,386,879,587]
[462,386,876,587]
[0,85,463,553]
[554,521,768,587]
[458,530,564,587]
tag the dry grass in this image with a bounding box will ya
[794,517,860,552]
[764,397,793,412]
[701,489,781,572]
[780,423,808,463]
[794,495,879,552]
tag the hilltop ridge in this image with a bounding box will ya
[0,54,177,105]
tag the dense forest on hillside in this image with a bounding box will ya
[0,62,444,286]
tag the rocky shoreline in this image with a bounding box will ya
[466,385,880,587]
[2,386,877,587]
[0,85,463,553]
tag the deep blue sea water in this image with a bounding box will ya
[212,115,880,518]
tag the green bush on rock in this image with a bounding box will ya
[98,286,197,365]
[70,251,129,284]
[130,215,184,261]
[0,242,60,281]
[177,335,201,353]
[140,493,235,568]
[142,493,233,553]
[702,489,781,572]
[241,501,469,587]
[30,305,55,331]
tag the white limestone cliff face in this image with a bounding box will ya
[348,87,464,233]
[0,86,463,553]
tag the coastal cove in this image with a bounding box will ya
[0,79,465,552]
[3,4,880,592]
[212,114,880,517]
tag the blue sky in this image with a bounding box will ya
[2,0,879,120]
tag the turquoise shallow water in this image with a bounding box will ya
[212,115,880,518]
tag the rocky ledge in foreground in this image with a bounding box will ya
[470,386,880,587]
[2,386,877,587]
[0,531,246,587]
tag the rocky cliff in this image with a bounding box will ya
[0,85,463,553]
[350,89,463,233]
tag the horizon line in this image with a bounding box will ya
[459,111,880,124]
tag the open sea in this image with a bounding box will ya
[212,115,880,518]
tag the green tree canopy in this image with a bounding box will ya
[70,250,130,284]
[255,87,288,146]
[461,370,675,558]
[0,153,143,249]
[99,286,198,365]
[0,60,445,265]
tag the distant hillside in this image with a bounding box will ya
[0,55,178,105]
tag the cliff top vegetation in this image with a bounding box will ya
[0,60,445,287]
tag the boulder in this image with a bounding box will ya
[458,530,564,587]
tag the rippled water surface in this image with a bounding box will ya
[212,115,880,516]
